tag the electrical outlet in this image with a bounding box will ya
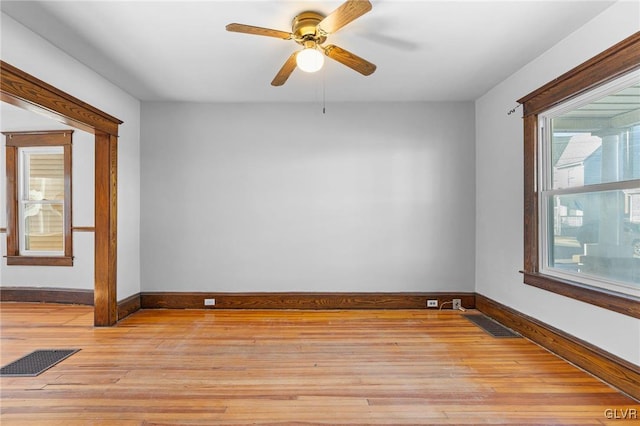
[427,299,438,308]
[452,299,462,310]
[204,298,215,306]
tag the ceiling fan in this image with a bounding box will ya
[226,0,376,86]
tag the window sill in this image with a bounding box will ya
[523,271,640,319]
[5,256,73,267]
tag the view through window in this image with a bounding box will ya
[19,147,66,254]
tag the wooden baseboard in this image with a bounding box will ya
[476,293,640,402]
[140,292,476,310]
[0,287,141,321]
[0,286,94,305]
[117,293,141,320]
[0,289,474,311]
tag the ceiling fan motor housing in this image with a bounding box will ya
[292,11,327,44]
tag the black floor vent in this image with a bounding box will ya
[0,349,80,377]
[464,314,520,338]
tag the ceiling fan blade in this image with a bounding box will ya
[226,23,292,40]
[318,0,372,34]
[323,44,376,76]
[271,52,298,86]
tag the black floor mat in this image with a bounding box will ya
[464,315,520,338]
[0,349,80,377]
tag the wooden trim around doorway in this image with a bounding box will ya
[1,60,122,326]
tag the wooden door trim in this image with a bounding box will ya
[1,60,122,326]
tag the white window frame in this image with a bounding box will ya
[537,70,640,298]
[18,146,66,257]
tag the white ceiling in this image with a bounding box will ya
[1,0,616,103]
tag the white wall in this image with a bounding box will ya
[476,1,640,365]
[141,102,475,293]
[0,13,141,300]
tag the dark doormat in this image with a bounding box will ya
[0,349,80,377]
[464,314,520,338]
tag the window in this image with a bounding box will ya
[518,33,640,318]
[539,72,640,298]
[4,130,73,266]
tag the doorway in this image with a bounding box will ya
[1,61,121,326]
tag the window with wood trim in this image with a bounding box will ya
[518,32,640,319]
[3,130,73,266]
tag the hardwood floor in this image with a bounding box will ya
[1,303,638,425]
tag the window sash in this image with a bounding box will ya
[17,146,66,256]
[19,200,65,256]
[539,189,640,298]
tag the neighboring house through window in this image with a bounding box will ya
[3,130,73,266]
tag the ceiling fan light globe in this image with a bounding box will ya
[296,48,324,73]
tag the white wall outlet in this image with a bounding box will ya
[204,298,215,306]
[452,299,462,310]
[427,299,438,308]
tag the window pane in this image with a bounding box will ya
[23,202,64,252]
[547,189,640,286]
[550,84,640,190]
[25,151,65,201]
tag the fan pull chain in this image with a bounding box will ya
[322,65,327,114]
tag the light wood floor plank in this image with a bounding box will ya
[1,303,638,424]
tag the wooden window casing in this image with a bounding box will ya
[4,130,73,266]
[518,32,640,319]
